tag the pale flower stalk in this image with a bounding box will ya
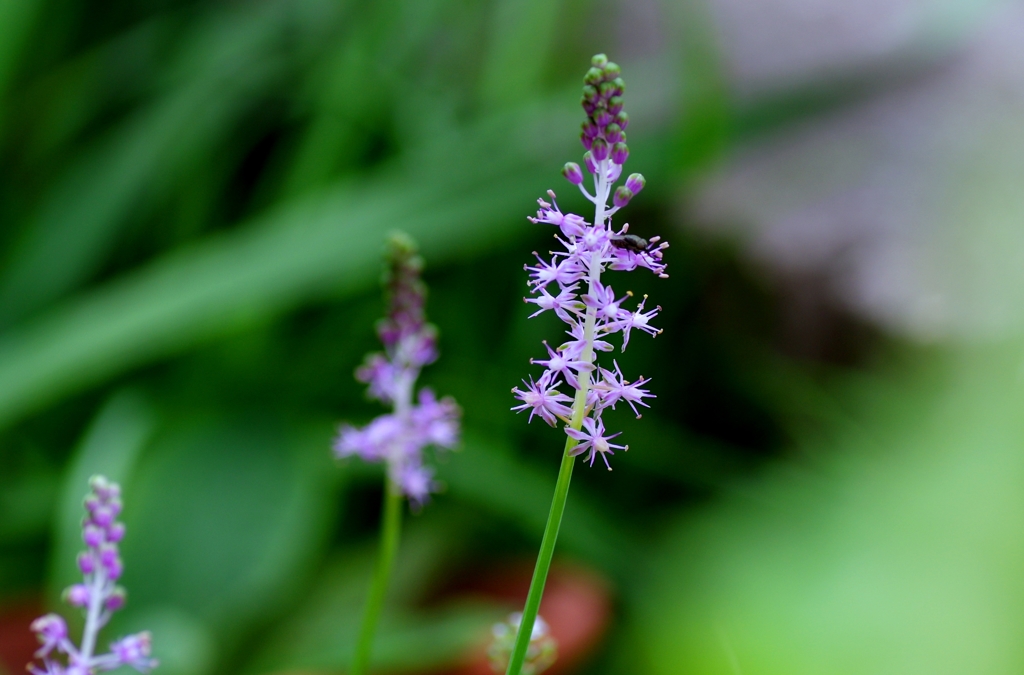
[28,476,157,675]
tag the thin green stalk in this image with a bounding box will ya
[506,156,610,675]
[351,479,403,675]
[504,437,577,675]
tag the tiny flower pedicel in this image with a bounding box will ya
[333,233,460,675]
[28,476,157,675]
[505,54,667,675]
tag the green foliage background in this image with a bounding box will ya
[2,1,1023,674]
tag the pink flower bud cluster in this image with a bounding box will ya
[28,476,156,675]
[512,55,668,470]
[334,235,460,505]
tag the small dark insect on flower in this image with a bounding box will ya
[609,233,649,253]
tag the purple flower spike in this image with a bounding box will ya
[28,477,157,675]
[333,234,461,506]
[513,55,667,470]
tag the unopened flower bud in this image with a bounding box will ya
[64,584,90,607]
[82,525,103,548]
[613,186,634,208]
[603,62,621,78]
[99,544,118,567]
[598,81,616,100]
[626,173,646,194]
[615,111,629,130]
[105,557,124,581]
[594,109,612,127]
[591,138,609,162]
[580,120,598,138]
[612,77,625,94]
[579,132,592,150]
[562,163,583,185]
[583,152,598,174]
[92,506,113,527]
[583,67,603,85]
[591,53,608,68]
[604,123,623,143]
[581,85,598,103]
[105,587,127,611]
[89,475,119,501]
[611,142,629,165]
[77,552,95,575]
[107,521,126,543]
[608,96,624,115]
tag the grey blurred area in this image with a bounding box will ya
[690,0,1024,340]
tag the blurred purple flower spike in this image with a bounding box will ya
[28,476,157,675]
[333,233,460,506]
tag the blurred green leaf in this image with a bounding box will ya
[245,520,503,675]
[0,469,58,543]
[0,0,43,117]
[0,0,344,324]
[441,431,636,576]
[478,0,565,109]
[124,606,217,675]
[657,0,731,177]
[630,344,1024,674]
[0,100,588,431]
[119,413,337,651]
[16,18,170,163]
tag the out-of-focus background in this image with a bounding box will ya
[3,0,1024,673]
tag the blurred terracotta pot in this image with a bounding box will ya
[0,598,44,675]
[441,562,612,675]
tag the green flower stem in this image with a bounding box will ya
[506,161,610,675]
[351,478,403,675]
[504,435,577,675]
